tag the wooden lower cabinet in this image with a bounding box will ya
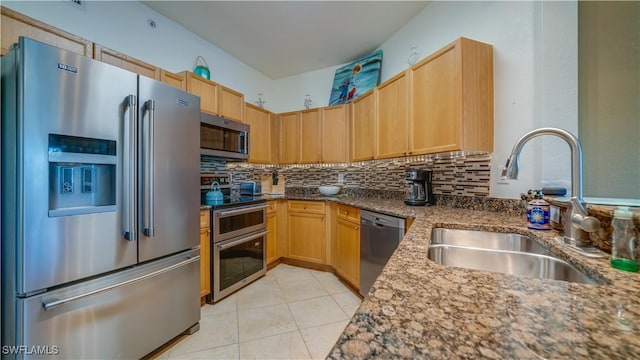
[335,205,360,288]
[199,210,211,298]
[287,201,326,264]
[266,201,278,265]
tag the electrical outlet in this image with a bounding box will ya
[338,173,345,184]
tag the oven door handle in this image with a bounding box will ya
[216,230,268,250]
[216,204,267,218]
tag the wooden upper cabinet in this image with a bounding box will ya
[377,70,409,159]
[279,112,300,164]
[245,103,272,163]
[300,109,322,163]
[409,37,493,155]
[1,6,93,57]
[270,111,280,164]
[94,44,160,80]
[159,69,186,90]
[219,85,244,122]
[321,104,349,163]
[182,71,218,115]
[350,90,377,161]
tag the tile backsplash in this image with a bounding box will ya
[201,153,492,197]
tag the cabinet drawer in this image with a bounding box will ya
[337,204,360,224]
[288,200,325,214]
[266,200,277,214]
[199,210,210,229]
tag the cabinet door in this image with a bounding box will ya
[377,71,409,158]
[245,103,272,163]
[336,218,360,287]
[183,71,218,115]
[199,210,211,298]
[279,112,300,164]
[266,212,278,265]
[300,109,322,163]
[219,85,244,122]
[270,112,280,164]
[288,212,326,264]
[351,90,376,161]
[1,7,92,57]
[200,229,211,297]
[160,69,186,90]
[94,44,160,80]
[322,105,349,163]
[410,45,460,154]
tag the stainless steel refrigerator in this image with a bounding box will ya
[1,37,201,359]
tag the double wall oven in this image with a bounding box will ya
[202,174,267,303]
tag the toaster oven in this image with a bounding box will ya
[240,181,262,196]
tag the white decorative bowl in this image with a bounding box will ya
[319,185,341,196]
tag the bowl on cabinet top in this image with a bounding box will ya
[319,185,341,196]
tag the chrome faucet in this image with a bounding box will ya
[501,127,600,247]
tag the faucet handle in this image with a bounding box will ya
[569,197,600,233]
[571,213,600,233]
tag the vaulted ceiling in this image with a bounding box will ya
[142,1,429,79]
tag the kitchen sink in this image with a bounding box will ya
[428,228,598,285]
[430,228,548,255]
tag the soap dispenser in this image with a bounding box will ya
[610,206,638,272]
[527,190,550,230]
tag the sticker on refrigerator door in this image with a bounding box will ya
[177,99,190,107]
[57,63,77,74]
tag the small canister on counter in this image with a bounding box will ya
[527,190,550,230]
[542,187,566,231]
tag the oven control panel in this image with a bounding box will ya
[200,173,231,190]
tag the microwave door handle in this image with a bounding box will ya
[123,95,137,241]
[244,131,249,154]
[237,131,247,153]
[143,100,155,237]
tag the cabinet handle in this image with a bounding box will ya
[354,226,359,230]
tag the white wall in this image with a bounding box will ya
[271,1,579,200]
[4,1,579,200]
[3,0,273,106]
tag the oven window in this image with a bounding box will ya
[218,210,264,235]
[219,237,264,292]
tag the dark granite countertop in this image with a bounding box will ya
[281,195,639,358]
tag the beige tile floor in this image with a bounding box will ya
[154,264,362,360]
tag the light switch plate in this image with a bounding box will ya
[338,173,345,183]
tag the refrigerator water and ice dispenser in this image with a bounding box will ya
[48,134,117,217]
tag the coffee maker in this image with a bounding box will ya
[404,168,434,206]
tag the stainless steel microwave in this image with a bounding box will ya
[200,112,249,161]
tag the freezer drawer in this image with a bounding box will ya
[12,249,200,359]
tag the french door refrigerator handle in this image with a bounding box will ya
[41,256,200,311]
[123,95,137,241]
[143,100,155,237]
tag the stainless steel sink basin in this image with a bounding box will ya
[430,228,548,255]
[428,245,598,285]
[428,228,598,285]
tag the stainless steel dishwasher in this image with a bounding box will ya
[359,210,405,296]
